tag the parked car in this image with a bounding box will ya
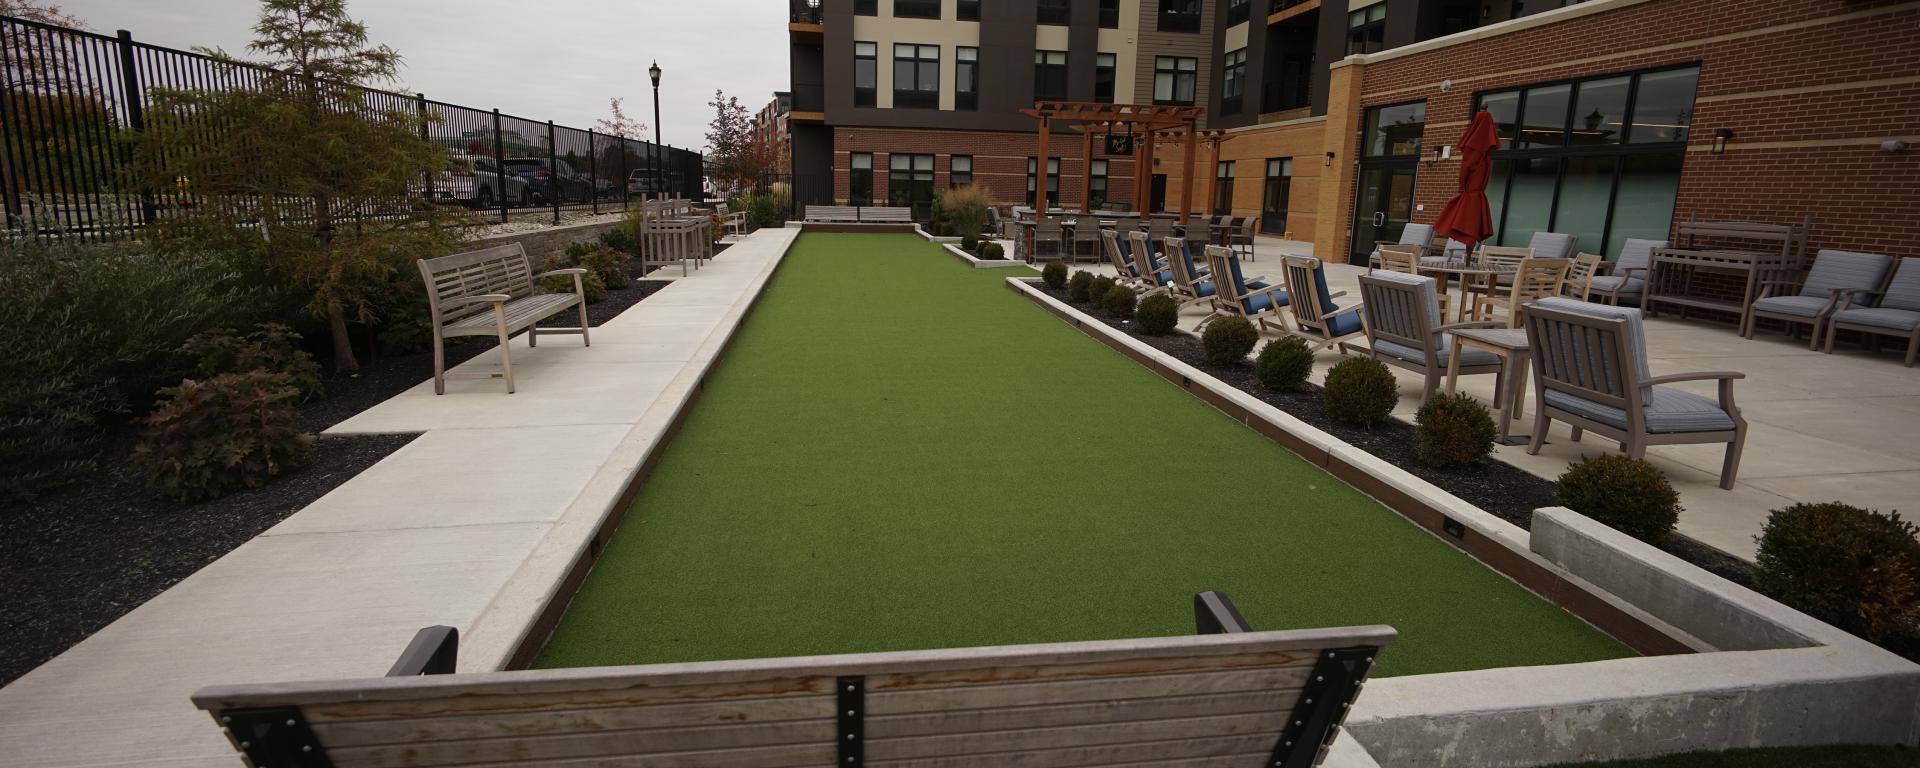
[627,169,667,196]
[503,157,593,204]
[411,153,531,209]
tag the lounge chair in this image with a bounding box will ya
[1199,244,1287,333]
[1823,256,1920,366]
[1588,238,1667,306]
[1369,223,1434,269]
[1281,255,1364,353]
[1355,271,1505,399]
[1527,231,1578,261]
[1524,298,1748,489]
[1161,236,1216,311]
[1099,227,1143,287]
[1743,249,1894,347]
[1125,230,1173,297]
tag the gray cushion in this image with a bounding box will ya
[1800,249,1892,298]
[1398,223,1434,247]
[1877,258,1920,312]
[1363,270,1443,330]
[1528,232,1577,261]
[1373,336,1503,369]
[1543,387,1737,434]
[1831,307,1920,332]
[1613,238,1666,274]
[1532,298,1653,384]
[1751,294,1832,318]
[1588,274,1645,295]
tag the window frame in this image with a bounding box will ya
[1034,50,1070,102]
[1347,4,1386,55]
[1099,0,1121,28]
[1261,157,1292,233]
[949,155,973,187]
[853,41,877,108]
[1038,0,1071,25]
[1153,56,1198,106]
[893,0,940,18]
[1214,160,1235,216]
[955,46,979,111]
[1226,0,1251,26]
[1221,48,1247,114]
[1094,53,1117,103]
[957,0,980,21]
[1158,0,1202,33]
[853,0,876,15]
[1090,159,1110,209]
[1027,156,1061,208]
[892,43,940,110]
[849,152,873,206]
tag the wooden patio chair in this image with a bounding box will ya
[1463,245,1534,318]
[1099,226,1143,287]
[1588,238,1667,306]
[1368,223,1434,270]
[1160,236,1216,311]
[1030,216,1068,262]
[1527,231,1579,261]
[1199,244,1288,333]
[1126,230,1174,297]
[1474,256,1571,327]
[1524,298,1748,489]
[1281,255,1365,353]
[1379,243,1449,316]
[1355,271,1505,399]
[1563,252,1604,301]
[1823,255,1920,366]
[1743,248,1894,348]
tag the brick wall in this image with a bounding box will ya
[830,126,1139,211]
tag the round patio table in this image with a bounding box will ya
[1416,260,1518,322]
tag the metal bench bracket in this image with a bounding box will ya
[216,707,332,768]
[838,675,865,765]
[1271,646,1379,768]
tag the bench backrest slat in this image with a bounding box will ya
[860,206,914,222]
[417,242,535,325]
[805,204,860,221]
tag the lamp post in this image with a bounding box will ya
[649,61,663,198]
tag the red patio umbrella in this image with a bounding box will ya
[1432,110,1499,250]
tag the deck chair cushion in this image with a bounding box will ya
[1364,270,1443,328]
[1831,307,1920,331]
[1877,259,1920,312]
[1528,232,1577,261]
[1372,336,1501,368]
[1543,386,1737,433]
[1750,294,1834,318]
[1178,240,1212,279]
[1225,254,1286,313]
[1304,262,1363,336]
[1399,223,1434,247]
[1613,238,1666,275]
[1800,250,1892,299]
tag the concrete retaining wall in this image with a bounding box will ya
[469,218,622,261]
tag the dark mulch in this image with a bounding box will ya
[0,271,675,686]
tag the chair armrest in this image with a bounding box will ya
[1613,266,1648,281]
[1435,320,1504,333]
[1754,280,1802,299]
[1324,303,1365,319]
[532,268,588,280]
[1328,289,1348,299]
[441,293,512,308]
[1642,371,1746,386]
[1834,287,1882,310]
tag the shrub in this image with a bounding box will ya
[935,184,994,239]
[1415,393,1498,467]
[133,371,314,502]
[596,224,637,255]
[1556,455,1682,542]
[978,242,1005,260]
[1755,503,1920,641]
[1135,293,1179,334]
[1102,283,1137,318]
[1068,270,1094,301]
[1323,357,1398,426]
[181,323,323,401]
[1041,260,1068,290]
[1254,337,1314,391]
[1201,316,1259,366]
[579,246,633,290]
[538,253,606,303]
[961,235,980,253]
[1087,275,1117,306]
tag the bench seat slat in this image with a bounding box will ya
[443,293,581,336]
[311,696,836,746]
[868,733,1277,768]
[867,659,1311,714]
[867,688,1297,740]
[325,716,835,768]
[868,711,1285,762]
[416,742,837,768]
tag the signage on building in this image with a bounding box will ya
[1104,132,1134,156]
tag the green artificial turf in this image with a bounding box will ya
[1551,745,1920,767]
[534,232,1632,676]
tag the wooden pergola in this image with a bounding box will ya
[1018,101,1209,223]
[1152,127,1238,220]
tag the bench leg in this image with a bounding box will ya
[494,306,515,394]
[432,334,447,395]
[528,320,537,348]
[577,300,591,347]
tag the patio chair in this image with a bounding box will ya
[1589,238,1667,306]
[1030,216,1067,262]
[1527,231,1578,261]
[1281,255,1365,353]
[1474,256,1571,327]
[1823,256,1920,366]
[1070,220,1103,262]
[1161,236,1216,311]
[1524,298,1748,489]
[1379,243,1449,316]
[1099,227,1141,286]
[1126,230,1174,296]
[1355,271,1505,399]
[1563,252,1604,301]
[1369,223,1435,269]
[1229,216,1258,260]
[1464,245,1534,317]
[1742,248,1894,347]
[1145,215,1177,243]
[1199,244,1288,332]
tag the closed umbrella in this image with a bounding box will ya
[1432,110,1499,251]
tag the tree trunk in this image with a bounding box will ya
[328,303,359,372]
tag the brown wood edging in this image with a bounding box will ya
[800,222,918,234]
[1009,277,1692,658]
[503,244,794,671]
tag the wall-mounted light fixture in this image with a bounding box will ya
[1324,151,1336,167]
[1883,139,1909,154]
[1711,127,1734,155]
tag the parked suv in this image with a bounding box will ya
[412,153,531,209]
[627,169,667,196]
[503,157,593,205]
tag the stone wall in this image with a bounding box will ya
[468,219,623,262]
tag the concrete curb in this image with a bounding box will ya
[913,225,1026,269]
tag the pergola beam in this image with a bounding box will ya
[1022,101,1211,216]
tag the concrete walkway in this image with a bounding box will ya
[1047,235,1920,559]
[0,227,797,767]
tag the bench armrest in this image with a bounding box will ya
[533,268,588,280]
[442,293,512,308]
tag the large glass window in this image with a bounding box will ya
[1348,4,1386,55]
[956,47,979,110]
[1094,53,1117,103]
[1607,152,1683,253]
[1034,50,1069,102]
[1222,49,1247,114]
[1215,161,1236,215]
[950,155,973,187]
[1498,156,1557,246]
[958,0,979,21]
[1630,68,1699,143]
[1363,101,1426,157]
[1479,89,1520,149]
[853,42,877,107]
[1099,0,1121,27]
[849,152,873,205]
[1091,160,1110,209]
[895,0,939,18]
[1159,0,1202,32]
[1038,0,1071,25]
[1571,76,1629,145]
[1518,83,1570,148]
[889,154,936,219]
[1027,157,1060,207]
[1154,56,1198,105]
[1226,0,1251,25]
[892,44,939,109]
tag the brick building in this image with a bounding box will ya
[752,92,794,177]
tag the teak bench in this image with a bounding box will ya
[192,592,1392,767]
[418,242,591,395]
[804,204,860,222]
[858,206,913,223]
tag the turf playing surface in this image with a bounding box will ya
[534,232,1632,676]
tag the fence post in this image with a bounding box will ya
[617,137,628,212]
[586,128,597,215]
[546,120,559,225]
[416,93,432,200]
[115,29,155,226]
[491,108,508,224]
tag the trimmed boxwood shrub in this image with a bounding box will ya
[1323,357,1398,426]
[1068,270,1094,301]
[133,371,313,502]
[1555,454,1681,542]
[1135,293,1179,334]
[961,235,980,252]
[1201,316,1259,366]
[1254,336,1314,391]
[1041,260,1068,290]
[1087,275,1116,306]
[1102,283,1137,318]
[1755,502,1920,642]
[978,242,1004,260]
[1415,393,1498,467]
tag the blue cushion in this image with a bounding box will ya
[1543,387,1736,434]
[1243,288,1289,315]
[1155,269,1172,285]
[1327,310,1364,337]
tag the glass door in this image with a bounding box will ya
[1261,157,1290,234]
[1349,163,1417,264]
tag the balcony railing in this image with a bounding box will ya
[790,0,823,24]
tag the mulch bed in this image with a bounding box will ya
[0,269,678,686]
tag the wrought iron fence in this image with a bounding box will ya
[0,14,705,241]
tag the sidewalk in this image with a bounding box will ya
[0,227,797,767]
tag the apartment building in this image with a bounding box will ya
[753,91,793,176]
[790,0,1917,264]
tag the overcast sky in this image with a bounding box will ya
[57,0,790,153]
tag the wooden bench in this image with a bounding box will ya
[418,242,590,395]
[805,204,861,222]
[859,206,914,223]
[191,592,1392,767]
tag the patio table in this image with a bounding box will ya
[1418,260,1519,323]
[1444,326,1532,445]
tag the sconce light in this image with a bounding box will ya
[1883,139,1909,153]
[1711,128,1734,155]
[1324,151,1336,167]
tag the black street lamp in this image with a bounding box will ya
[649,61,664,198]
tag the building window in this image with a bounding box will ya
[1027,156,1060,208]
[1034,50,1069,102]
[958,0,980,21]
[1226,0,1251,26]
[1363,101,1426,157]
[892,44,939,109]
[1474,65,1700,260]
[1214,161,1235,215]
[1089,160,1110,208]
[1099,0,1121,27]
[1347,4,1386,55]
[1094,53,1117,103]
[1262,158,1291,233]
[894,0,939,18]
[1159,0,1202,32]
[956,47,979,111]
[1153,56,1197,105]
[853,42,877,107]
[889,153,935,218]
[1038,0,1070,25]
[849,152,873,205]
[854,0,876,15]
[950,155,973,187]
[1222,49,1247,114]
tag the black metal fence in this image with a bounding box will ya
[0,14,705,241]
